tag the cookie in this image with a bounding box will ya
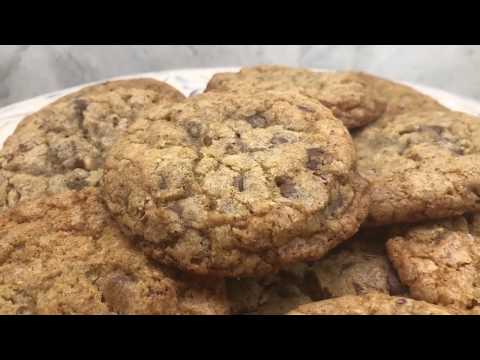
[311,229,407,297]
[287,293,457,315]
[354,110,480,226]
[0,188,229,315]
[354,72,447,121]
[0,79,185,211]
[206,65,385,129]
[386,214,480,311]
[226,263,321,314]
[102,90,370,277]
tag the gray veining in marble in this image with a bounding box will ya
[1,45,479,107]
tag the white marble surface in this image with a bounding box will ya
[1,67,480,148]
[1,45,480,107]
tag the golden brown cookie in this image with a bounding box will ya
[0,79,185,211]
[386,214,480,312]
[102,90,370,277]
[287,293,457,315]
[206,65,385,129]
[0,188,229,315]
[311,229,407,298]
[355,110,480,226]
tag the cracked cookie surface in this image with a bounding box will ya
[206,65,385,129]
[102,90,370,277]
[387,214,480,311]
[0,79,185,211]
[0,188,229,315]
[355,110,480,226]
[287,293,457,315]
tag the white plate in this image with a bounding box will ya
[1,67,479,147]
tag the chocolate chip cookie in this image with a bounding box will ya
[226,263,322,314]
[355,110,480,226]
[354,72,447,121]
[386,214,480,311]
[206,65,385,129]
[0,188,229,315]
[287,293,457,315]
[102,90,370,277]
[0,79,185,211]
[311,229,407,297]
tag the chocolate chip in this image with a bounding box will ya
[186,122,202,138]
[270,135,289,145]
[203,136,213,146]
[73,99,88,114]
[352,281,365,295]
[387,270,407,296]
[396,298,407,305]
[233,175,245,192]
[18,143,30,153]
[306,148,333,170]
[158,176,168,190]
[246,114,267,128]
[275,176,298,198]
[297,105,315,113]
[66,177,89,190]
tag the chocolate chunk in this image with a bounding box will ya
[246,114,267,128]
[66,177,89,190]
[186,122,202,138]
[73,99,88,114]
[306,148,333,170]
[352,281,365,295]
[297,105,315,113]
[270,135,289,145]
[275,176,298,198]
[203,136,213,146]
[325,187,344,216]
[158,176,168,190]
[233,175,245,192]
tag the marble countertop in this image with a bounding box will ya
[1,67,480,147]
[1,45,480,108]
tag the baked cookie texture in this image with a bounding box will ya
[311,229,406,298]
[287,293,457,315]
[0,79,185,211]
[353,72,447,121]
[0,188,229,315]
[206,65,385,129]
[355,110,480,226]
[102,90,370,277]
[226,229,405,314]
[386,214,480,311]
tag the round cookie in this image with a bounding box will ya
[287,293,458,315]
[0,79,185,211]
[0,188,229,315]
[386,214,480,312]
[102,90,370,277]
[206,65,385,129]
[311,229,407,298]
[355,110,480,226]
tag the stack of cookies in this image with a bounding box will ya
[0,65,478,315]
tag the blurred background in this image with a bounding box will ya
[1,45,479,107]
